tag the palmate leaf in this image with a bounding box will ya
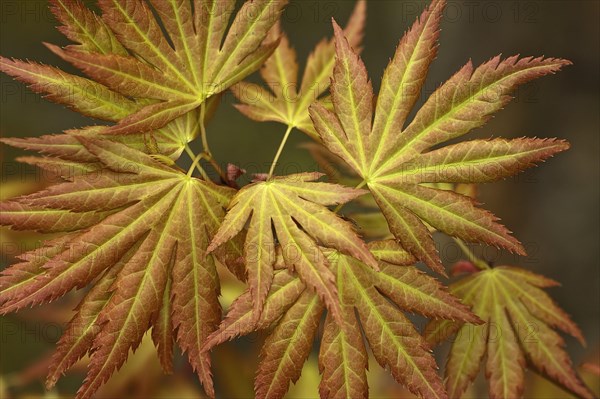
[207,173,377,323]
[0,138,240,399]
[203,241,480,399]
[46,0,286,134]
[1,1,222,162]
[310,0,571,273]
[424,267,593,399]
[233,0,366,140]
[0,0,284,137]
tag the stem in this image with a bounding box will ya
[197,102,227,182]
[268,125,294,179]
[453,238,490,270]
[187,153,210,179]
[184,144,196,160]
[205,152,227,183]
[334,179,368,214]
[185,145,210,180]
[200,101,210,156]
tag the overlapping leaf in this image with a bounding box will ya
[1,0,285,136]
[1,0,222,161]
[424,267,593,399]
[0,1,584,399]
[203,241,480,399]
[0,104,221,170]
[207,172,377,323]
[0,138,239,399]
[50,0,286,134]
[233,0,366,140]
[310,0,571,273]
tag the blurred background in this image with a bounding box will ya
[0,0,598,397]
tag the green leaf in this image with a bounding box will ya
[233,0,366,140]
[255,292,324,398]
[1,0,284,136]
[0,139,234,398]
[310,0,571,272]
[207,173,376,323]
[0,57,137,121]
[55,0,287,133]
[204,244,478,399]
[425,267,593,399]
[50,0,128,55]
[319,298,367,399]
[0,103,218,162]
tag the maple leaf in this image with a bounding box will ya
[0,138,241,399]
[0,102,219,167]
[47,0,286,134]
[0,0,222,161]
[0,0,285,136]
[202,241,480,399]
[0,1,584,398]
[232,0,366,140]
[310,0,571,273]
[207,172,377,323]
[424,267,594,399]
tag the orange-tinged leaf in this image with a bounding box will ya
[319,262,368,399]
[49,0,128,56]
[384,56,571,173]
[45,258,122,389]
[319,312,368,399]
[0,2,581,399]
[441,274,492,398]
[0,56,137,121]
[255,292,324,399]
[50,45,192,102]
[233,0,366,140]
[15,156,99,179]
[394,138,571,184]
[202,270,306,351]
[497,270,585,345]
[0,235,75,302]
[152,272,174,374]
[300,0,366,100]
[370,0,444,168]
[486,276,526,399]
[0,106,211,162]
[64,0,287,133]
[205,245,476,399]
[2,0,285,136]
[368,239,415,265]
[0,138,234,398]
[0,201,110,234]
[373,263,481,323]
[310,0,570,272]
[427,266,594,399]
[339,254,447,399]
[208,173,376,322]
[169,181,224,395]
[76,222,175,399]
[506,301,592,399]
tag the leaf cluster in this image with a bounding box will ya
[0,1,591,399]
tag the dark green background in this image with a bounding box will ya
[1,0,598,397]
